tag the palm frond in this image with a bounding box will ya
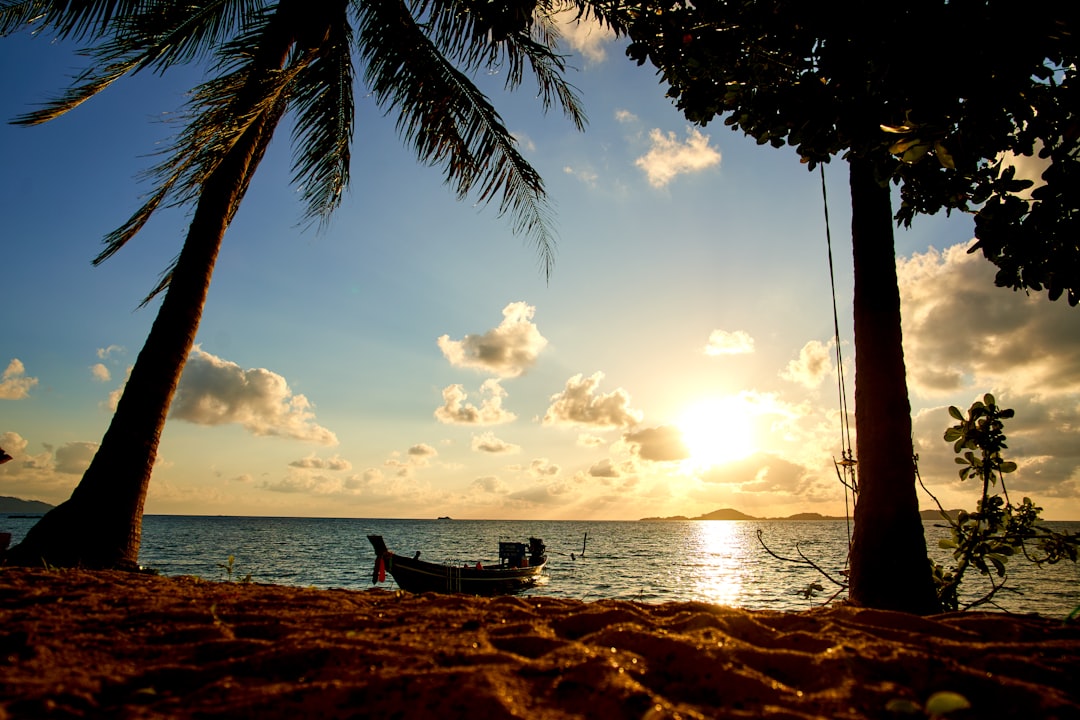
[417,0,587,130]
[356,0,556,276]
[0,0,145,39]
[10,1,261,125]
[95,3,302,293]
[289,13,354,228]
[106,0,267,73]
[11,54,140,124]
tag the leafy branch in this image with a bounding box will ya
[926,394,1078,612]
[755,529,848,604]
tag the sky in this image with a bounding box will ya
[2,13,1078,521]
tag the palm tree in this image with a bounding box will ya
[2,0,616,569]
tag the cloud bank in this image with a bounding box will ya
[636,127,721,188]
[437,302,548,378]
[171,348,337,445]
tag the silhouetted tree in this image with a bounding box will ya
[622,2,1077,613]
[2,0,617,569]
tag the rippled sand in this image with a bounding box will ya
[1,567,1078,718]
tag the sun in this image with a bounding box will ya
[677,396,758,468]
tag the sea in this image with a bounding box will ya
[3,515,1078,617]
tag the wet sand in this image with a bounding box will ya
[1,567,1078,718]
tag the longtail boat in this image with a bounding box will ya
[367,534,547,595]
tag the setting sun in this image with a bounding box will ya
[677,396,758,468]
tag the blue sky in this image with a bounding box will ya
[2,14,1078,520]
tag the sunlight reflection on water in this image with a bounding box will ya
[688,520,746,606]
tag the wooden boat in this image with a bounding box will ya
[367,534,547,595]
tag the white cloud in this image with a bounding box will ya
[471,432,520,454]
[527,458,560,478]
[437,302,548,377]
[614,108,638,124]
[705,329,755,356]
[53,441,98,474]
[90,363,111,382]
[554,7,615,63]
[589,458,620,478]
[635,127,721,188]
[895,242,1080,515]
[470,475,509,494]
[543,372,644,429]
[288,454,352,471]
[512,131,536,153]
[408,443,438,462]
[563,165,599,187]
[780,340,834,388]
[435,379,517,425]
[0,432,101,503]
[170,347,338,445]
[382,443,439,479]
[624,425,690,463]
[0,359,38,400]
[97,345,124,360]
[899,243,1080,398]
[260,470,343,495]
[106,366,132,411]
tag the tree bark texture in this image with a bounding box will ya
[845,157,940,614]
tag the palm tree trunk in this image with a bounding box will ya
[845,156,940,614]
[8,115,280,568]
[6,35,300,570]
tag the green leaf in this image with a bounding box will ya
[925,691,971,716]
[948,406,965,421]
[885,698,923,714]
[939,538,957,549]
[944,427,963,442]
[901,141,932,163]
[999,461,1017,473]
[934,141,956,169]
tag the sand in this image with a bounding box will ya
[1,567,1078,719]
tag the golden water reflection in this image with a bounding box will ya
[688,521,750,606]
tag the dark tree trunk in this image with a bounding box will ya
[8,129,263,568]
[846,157,940,614]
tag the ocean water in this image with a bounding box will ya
[3,515,1078,616]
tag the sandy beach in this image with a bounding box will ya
[1,566,1078,718]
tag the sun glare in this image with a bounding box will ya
[677,396,758,468]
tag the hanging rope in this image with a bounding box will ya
[820,165,857,553]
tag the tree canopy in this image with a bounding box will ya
[620,1,1077,613]
[623,2,1078,303]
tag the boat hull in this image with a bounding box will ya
[368,535,545,595]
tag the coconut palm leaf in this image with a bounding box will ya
[10,1,263,126]
[289,13,353,228]
[0,0,144,38]
[419,0,586,129]
[357,0,556,274]
[98,7,306,281]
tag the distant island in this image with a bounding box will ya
[0,496,54,514]
[640,507,961,522]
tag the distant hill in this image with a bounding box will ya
[696,508,758,521]
[642,507,963,522]
[0,496,54,514]
[640,507,834,521]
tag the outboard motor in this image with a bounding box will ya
[528,537,546,565]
